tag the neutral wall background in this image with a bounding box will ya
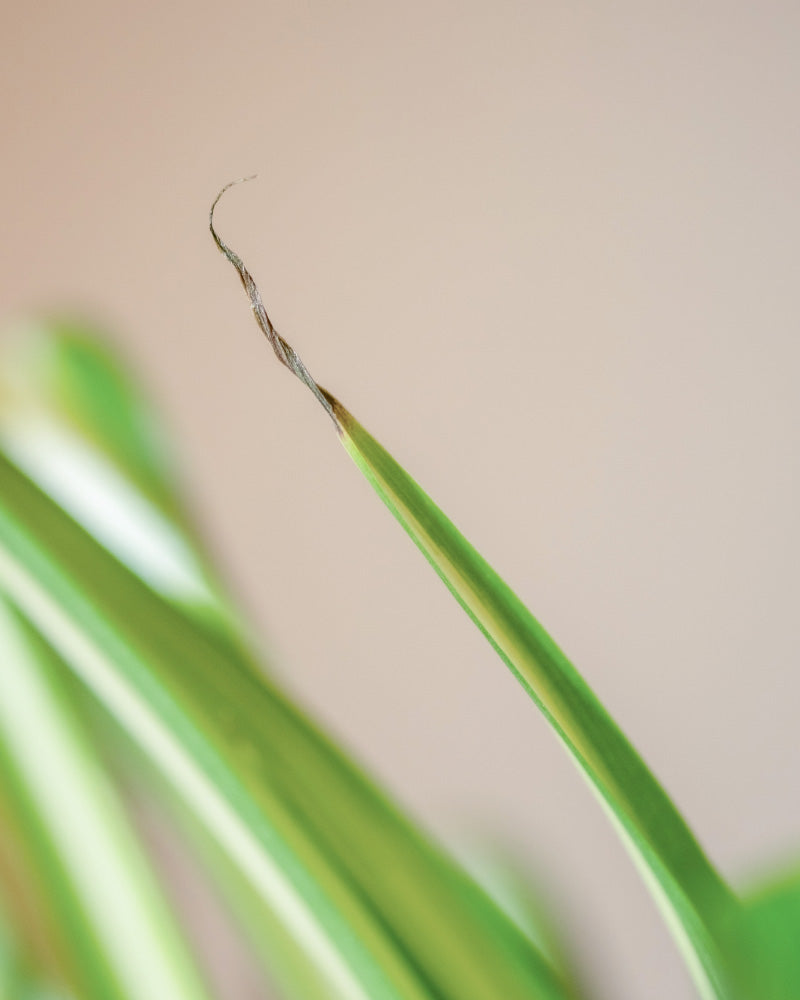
[2,2,799,997]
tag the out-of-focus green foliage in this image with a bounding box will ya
[0,324,574,1000]
[0,600,212,1000]
[0,319,797,1000]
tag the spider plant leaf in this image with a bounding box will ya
[0,321,252,650]
[335,405,741,998]
[1,321,582,999]
[0,320,178,514]
[0,443,576,1000]
[0,599,213,1000]
[0,324,346,999]
[723,866,800,1000]
[207,182,741,998]
[457,843,583,997]
[0,901,62,1000]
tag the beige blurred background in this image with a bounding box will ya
[2,2,799,997]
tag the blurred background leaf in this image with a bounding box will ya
[0,322,580,1000]
[0,599,212,1000]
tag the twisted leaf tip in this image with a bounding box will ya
[210,177,342,431]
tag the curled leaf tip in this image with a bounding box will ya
[210,177,342,431]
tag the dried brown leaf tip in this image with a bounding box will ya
[210,177,343,431]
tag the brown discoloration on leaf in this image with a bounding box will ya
[210,178,343,433]
[318,388,352,431]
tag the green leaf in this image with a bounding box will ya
[0,900,61,1000]
[1,320,583,999]
[206,181,740,998]
[456,843,583,998]
[335,409,739,997]
[0,320,257,656]
[0,323,376,1000]
[0,437,574,1000]
[0,320,178,514]
[0,599,212,1000]
[723,865,800,1000]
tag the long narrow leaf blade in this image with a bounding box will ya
[0,324,246,630]
[0,447,575,1000]
[336,406,738,993]
[0,600,212,1000]
[208,182,740,999]
[725,866,800,1000]
[0,321,580,1000]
